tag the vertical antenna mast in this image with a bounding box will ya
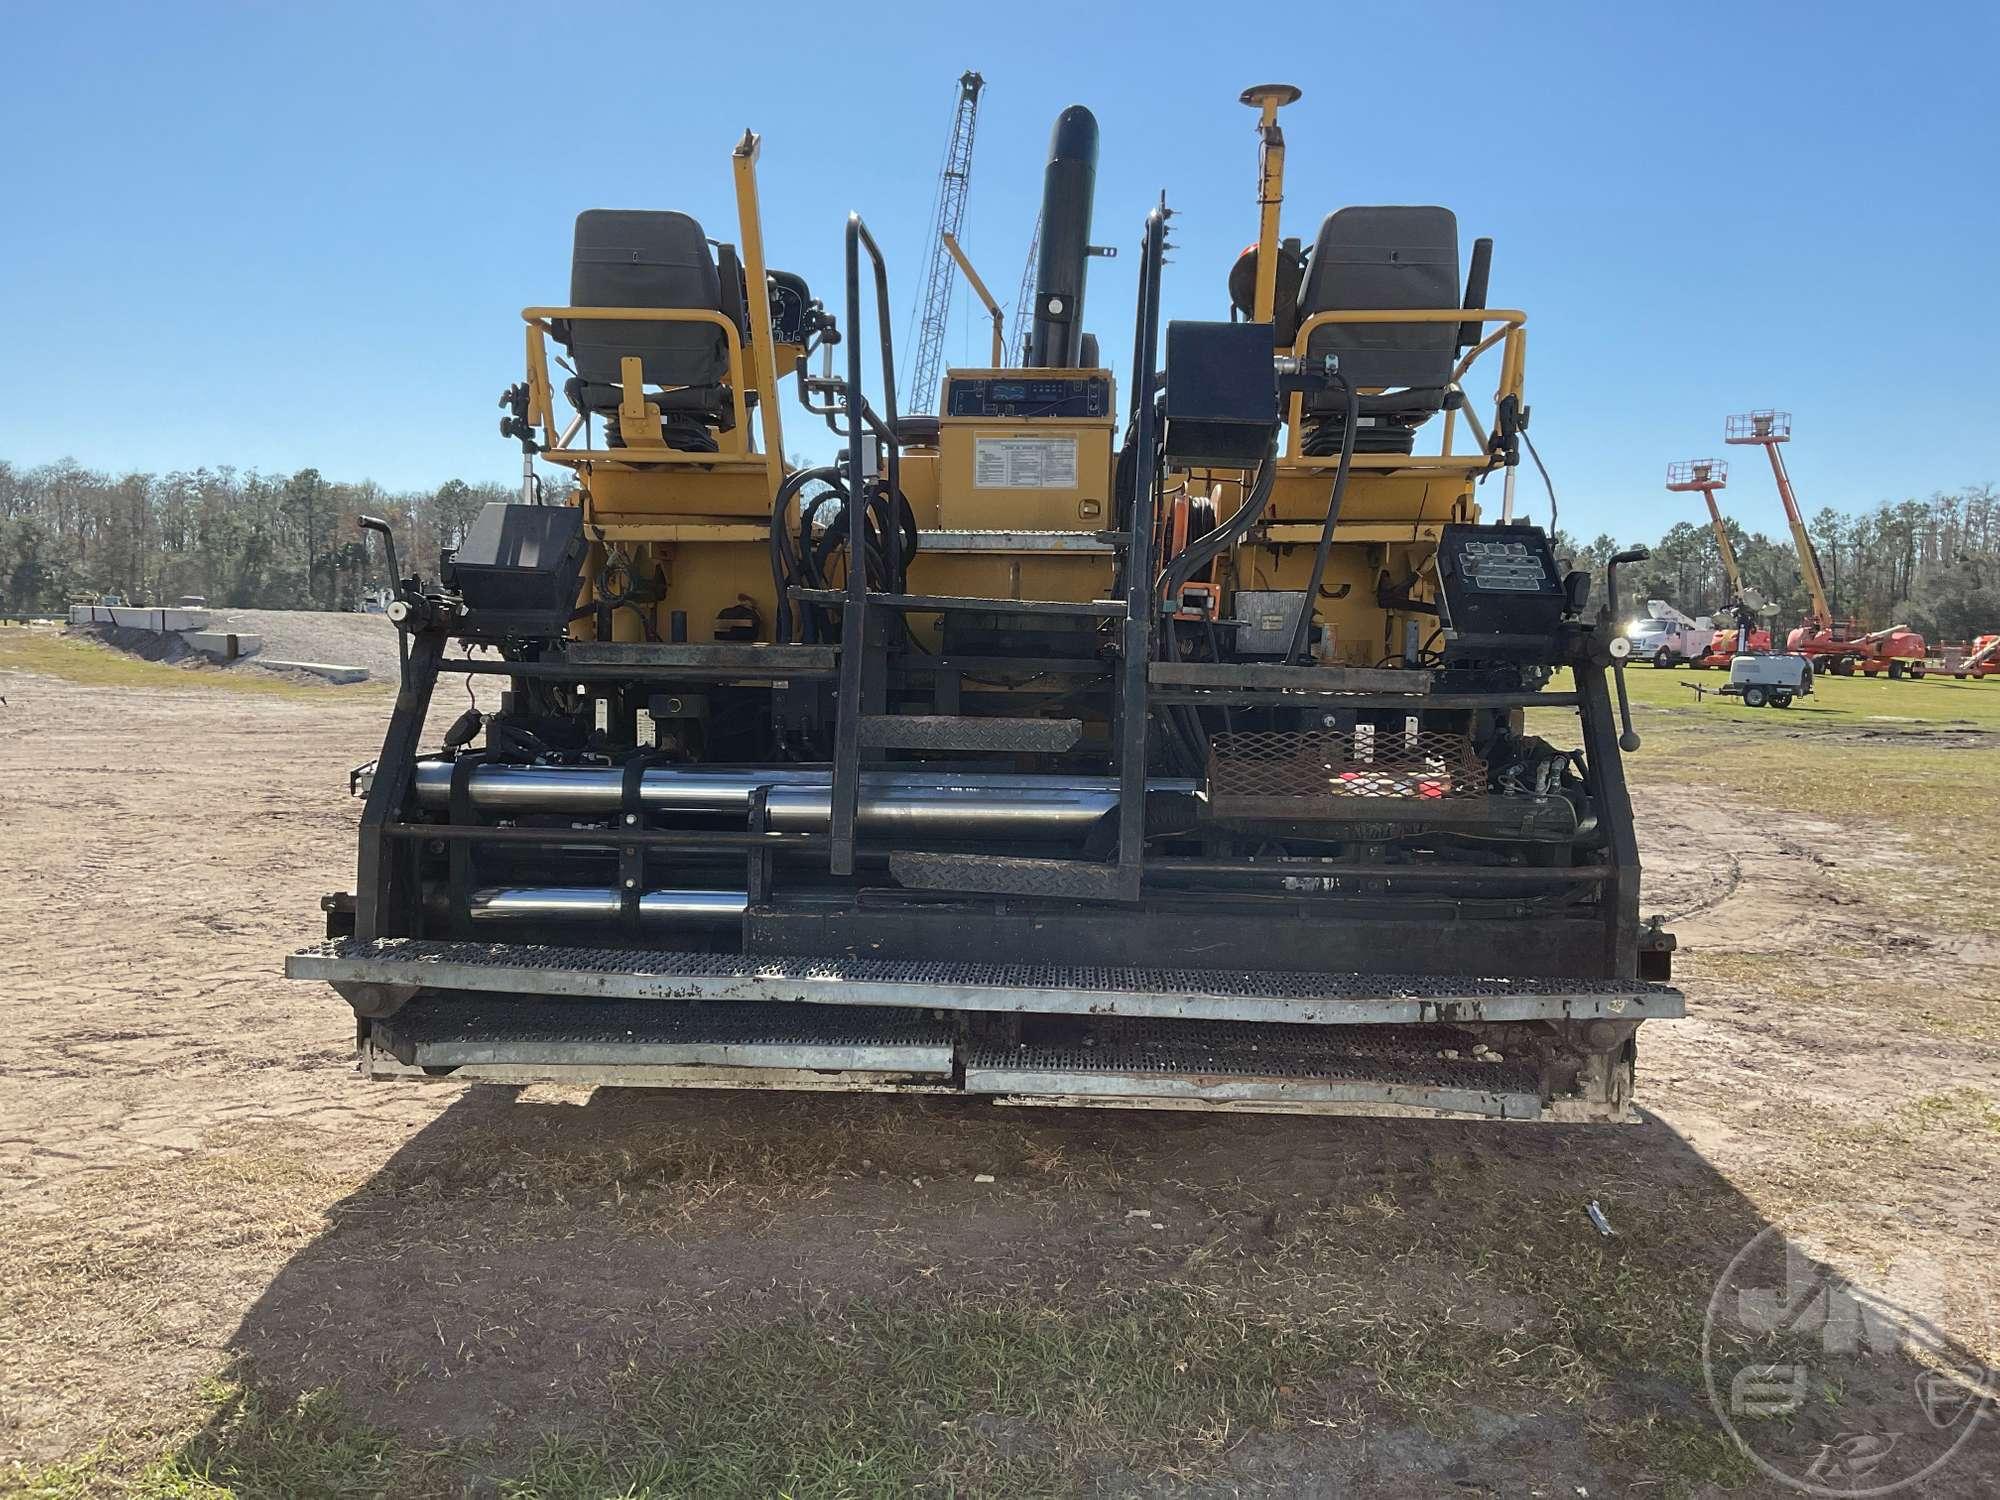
[908,71,985,415]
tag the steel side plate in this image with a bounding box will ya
[290,939,1684,1026]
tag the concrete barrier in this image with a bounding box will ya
[252,659,369,685]
[181,631,263,661]
[69,604,211,631]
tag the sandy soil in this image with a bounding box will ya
[1,668,1996,1494]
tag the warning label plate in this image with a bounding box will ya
[973,436,1078,489]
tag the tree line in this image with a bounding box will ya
[1558,485,1999,642]
[0,459,570,614]
[3,455,1996,642]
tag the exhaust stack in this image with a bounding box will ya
[1025,105,1099,369]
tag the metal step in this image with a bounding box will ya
[887,852,1131,900]
[374,995,952,1074]
[856,715,1081,752]
[290,940,1684,1027]
[964,1018,1544,1119]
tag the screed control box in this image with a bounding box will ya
[935,368,1118,530]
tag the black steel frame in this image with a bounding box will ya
[339,204,1651,988]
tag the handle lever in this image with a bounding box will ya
[1603,546,1650,752]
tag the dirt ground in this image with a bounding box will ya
[2,643,1997,1497]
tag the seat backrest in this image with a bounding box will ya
[1298,207,1460,392]
[568,210,729,391]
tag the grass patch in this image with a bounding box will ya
[5,1381,451,1499]
[10,1186,1765,1498]
[1609,661,2000,732]
[0,627,380,700]
[1592,1413,1759,1495]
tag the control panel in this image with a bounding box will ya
[944,373,1111,420]
[1434,523,1567,659]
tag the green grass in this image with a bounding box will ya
[5,1383,446,1500]
[0,627,381,700]
[1565,659,2000,732]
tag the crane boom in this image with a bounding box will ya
[907,71,986,416]
[1762,442,1832,628]
[1701,492,1745,602]
[1665,461,1745,610]
[1008,212,1041,364]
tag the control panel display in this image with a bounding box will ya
[1434,523,1568,660]
[1458,538,1553,594]
[945,374,1110,420]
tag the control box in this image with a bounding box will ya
[1434,523,1566,660]
[444,503,587,640]
[944,372,1111,420]
[1163,321,1279,468]
[936,367,1117,530]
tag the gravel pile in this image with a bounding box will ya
[207,609,405,683]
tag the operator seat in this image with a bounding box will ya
[1297,206,1460,456]
[560,209,734,452]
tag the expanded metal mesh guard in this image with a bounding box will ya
[1208,728,1488,804]
[1665,458,1727,489]
[1725,410,1791,443]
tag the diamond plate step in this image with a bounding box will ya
[964,1017,1543,1118]
[374,995,952,1072]
[289,940,1683,1026]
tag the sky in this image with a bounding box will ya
[2,1,1995,541]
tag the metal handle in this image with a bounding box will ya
[1603,546,1650,752]
[357,515,411,685]
[358,515,401,595]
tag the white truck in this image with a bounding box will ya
[1626,600,1714,667]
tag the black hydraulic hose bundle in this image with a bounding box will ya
[1283,378,1358,664]
[1157,437,1279,611]
[1148,440,1281,777]
[768,463,918,644]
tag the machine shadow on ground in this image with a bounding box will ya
[183,1081,1999,1495]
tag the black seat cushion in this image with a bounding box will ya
[1298,206,1459,405]
[566,210,729,391]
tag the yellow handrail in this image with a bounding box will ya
[521,306,753,460]
[1283,308,1526,463]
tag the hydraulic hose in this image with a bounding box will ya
[769,464,843,644]
[773,466,920,645]
[1157,438,1279,609]
[1151,443,1280,778]
[1284,379,1358,663]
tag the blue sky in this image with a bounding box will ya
[2,1,1994,540]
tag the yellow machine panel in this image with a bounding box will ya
[935,367,1117,531]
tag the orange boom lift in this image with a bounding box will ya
[1726,411,1926,678]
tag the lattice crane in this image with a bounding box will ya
[1009,213,1040,364]
[907,71,986,415]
